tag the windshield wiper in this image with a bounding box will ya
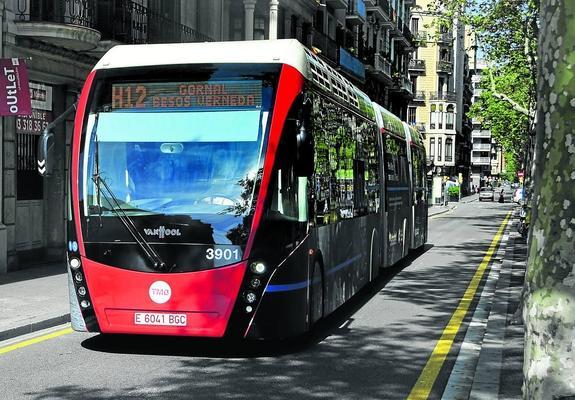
[92,173,168,272]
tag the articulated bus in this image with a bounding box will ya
[55,39,427,339]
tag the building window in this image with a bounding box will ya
[408,107,417,125]
[410,18,419,32]
[438,104,443,129]
[430,104,437,129]
[438,137,442,161]
[445,138,453,162]
[254,17,265,40]
[446,104,455,130]
[430,137,435,159]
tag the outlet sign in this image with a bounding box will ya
[0,58,32,116]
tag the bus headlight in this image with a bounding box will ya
[69,257,81,270]
[250,261,267,275]
[244,291,257,304]
[249,277,261,289]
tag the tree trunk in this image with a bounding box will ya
[523,1,575,399]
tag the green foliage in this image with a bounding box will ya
[448,185,460,196]
[429,0,538,169]
[504,151,518,182]
[469,66,530,163]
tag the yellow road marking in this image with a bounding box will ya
[407,211,512,400]
[0,326,73,356]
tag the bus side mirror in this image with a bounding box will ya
[37,131,55,177]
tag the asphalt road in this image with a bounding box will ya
[0,197,515,400]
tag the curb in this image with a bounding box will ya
[429,205,457,217]
[0,314,71,342]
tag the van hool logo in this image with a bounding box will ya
[143,226,181,239]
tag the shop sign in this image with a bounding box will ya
[0,58,32,116]
[16,108,52,135]
[29,82,53,111]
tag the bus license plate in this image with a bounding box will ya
[134,312,187,326]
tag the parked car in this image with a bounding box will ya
[479,187,495,202]
[513,188,524,203]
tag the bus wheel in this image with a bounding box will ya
[310,261,324,327]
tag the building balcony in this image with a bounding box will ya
[366,0,393,27]
[472,131,491,139]
[14,0,101,51]
[310,29,338,65]
[346,0,367,26]
[429,91,457,102]
[412,90,426,102]
[339,47,366,82]
[437,31,454,44]
[363,0,376,6]
[437,60,454,74]
[391,74,413,97]
[403,76,413,94]
[472,157,491,165]
[326,0,349,9]
[408,59,426,73]
[368,52,392,81]
[473,143,491,151]
[96,0,213,47]
[413,30,428,44]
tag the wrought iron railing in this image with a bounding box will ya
[437,60,454,73]
[438,31,453,43]
[96,0,213,44]
[413,91,426,101]
[16,0,96,28]
[409,59,426,71]
[403,76,413,93]
[373,53,391,77]
[414,30,427,41]
[430,91,457,101]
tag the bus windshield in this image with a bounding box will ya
[80,66,279,253]
[86,109,266,217]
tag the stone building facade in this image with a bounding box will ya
[408,0,472,204]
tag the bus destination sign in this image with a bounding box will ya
[111,81,262,110]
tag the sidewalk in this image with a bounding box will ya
[0,263,69,341]
[429,193,479,217]
[441,210,527,399]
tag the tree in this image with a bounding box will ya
[430,0,538,179]
[430,0,575,398]
[469,66,530,172]
[522,1,575,398]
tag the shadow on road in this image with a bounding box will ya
[24,206,515,400]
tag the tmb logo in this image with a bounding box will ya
[149,281,171,304]
[143,226,181,239]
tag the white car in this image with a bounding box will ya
[479,187,495,201]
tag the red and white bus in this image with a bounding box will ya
[48,39,426,339]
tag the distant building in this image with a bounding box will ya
[467,55,506,188]
[409,0,471,204]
